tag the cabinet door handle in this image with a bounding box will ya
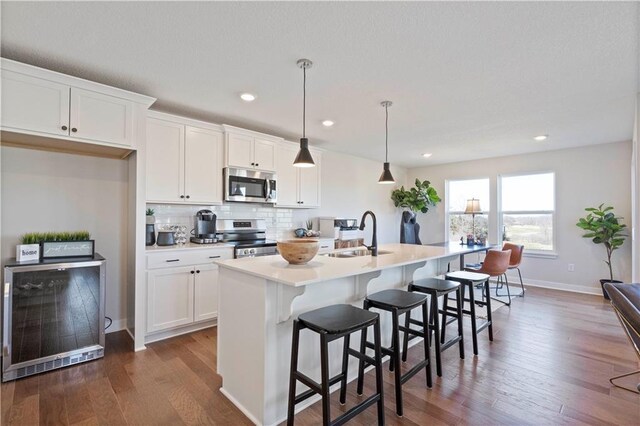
[166,259,180,263]
[71,127,78,133]
[196,270,201,274]
[209,255,221,259]
[180,195,185,199]
[255,163,259,167]
[300,201,304,204]
[186,195,190,199]
[61,125,68,131]
[190,270,195,274]
[251,162,255,166]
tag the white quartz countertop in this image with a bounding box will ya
[216,243,490,287]
[146,242,234,253]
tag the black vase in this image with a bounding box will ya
[146,224,156,246]
[400,211,421,245]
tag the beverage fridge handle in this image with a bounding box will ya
[3,282,10,358]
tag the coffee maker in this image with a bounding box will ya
[190,209,217,244]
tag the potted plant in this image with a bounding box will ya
[390,179,441,244]
[576,204,627,299]
[146,208,156,225]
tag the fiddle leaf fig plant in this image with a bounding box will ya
[576,204,627,282]
[391,179,441,214]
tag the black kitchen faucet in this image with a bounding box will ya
[359,210,378,256]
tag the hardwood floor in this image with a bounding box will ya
[1,287,638,425]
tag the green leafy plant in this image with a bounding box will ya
[576,204,627,282]
[146,208,155,216]
[22,231,91,245]
[390,179,441,214]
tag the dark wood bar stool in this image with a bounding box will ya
[357,289,432,417]
[402,278,464,377]
[444,270,493,355]
[287,304,385,426]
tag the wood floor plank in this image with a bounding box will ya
[1,287,638,425]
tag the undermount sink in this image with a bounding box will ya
[322,249,393,258]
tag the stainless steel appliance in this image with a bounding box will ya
[319,218,360,239]
[217,219,278,258]
[3,255,106,382]
[224,167,277,204]
[191,209,217,244]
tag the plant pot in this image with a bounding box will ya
[146,215,156,225]
[599,279,623,300]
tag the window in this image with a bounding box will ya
[499,172,555,252]
[446,178,490,243]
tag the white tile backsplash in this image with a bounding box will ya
[147,203,306,240]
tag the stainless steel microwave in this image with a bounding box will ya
[224,167,277,204]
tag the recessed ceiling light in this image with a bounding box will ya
[322,120,334,127]
[533,134,548,141]
[240,93,256,102]
[422,153,433,158]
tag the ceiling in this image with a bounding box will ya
[1,2,638,168]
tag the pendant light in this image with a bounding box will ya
[293,58,315,167]
[378,100,396,184]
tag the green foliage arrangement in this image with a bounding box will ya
[146,208,155,216]
[390,179,441,214]
[22,231,91,245]
[576,204,627,282]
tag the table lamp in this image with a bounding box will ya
[464,198,482,242]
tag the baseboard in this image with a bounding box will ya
[144,319,217,344]
[507,277,602,296]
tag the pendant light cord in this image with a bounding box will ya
[303,66,306,138]
[385,103,389,162]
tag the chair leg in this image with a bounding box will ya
[287,320,301,426]
[401,309,411,363]
[391,309,403,416]
[467,282,479,355]
[504,273,512,305]
[421,301,433,388]
[432,293,443,376]
[440,293,449,344]
[339,334,350,405]
[319,333,331,426]
[455,287,465,360]
[517,267,525,296]
[357,317,369,395]
[484,280,494,341]
[609,369,640,394]
[373,319,385,425]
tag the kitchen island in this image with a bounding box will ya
[216,243,489,426]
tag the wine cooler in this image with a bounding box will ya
[2,255,106,381]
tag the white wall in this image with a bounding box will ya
[295,150,407,245]
[408,141,632,294]
[1,146,129,328]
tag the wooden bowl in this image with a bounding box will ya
[277,239,319,265]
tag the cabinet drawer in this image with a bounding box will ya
[147,248,233,269]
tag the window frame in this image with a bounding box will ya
[445,177,491,243]
[498,171,557,258]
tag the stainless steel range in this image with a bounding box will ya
[216,219,278,258]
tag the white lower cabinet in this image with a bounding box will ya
[146,248,232,338]
[147,266,194,333]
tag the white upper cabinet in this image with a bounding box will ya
[1,70,70,137]
[184,126,223,204]
[253,138,276,171]
[146,113,223,204]
[146,118,185,202]
[0,59,155,151]
[275,142,321,208]
[69,88,134,146]
[226,133,254,168]
[224,126,279,172]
